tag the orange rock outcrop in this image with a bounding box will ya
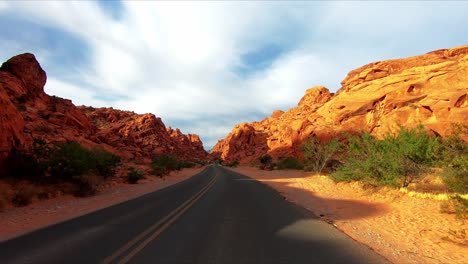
[79,107,207,161]
[0,53,207,174]
[212,45,468,164]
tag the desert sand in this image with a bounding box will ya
[231,167,467,264]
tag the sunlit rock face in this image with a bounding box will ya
[0,53,208,174]
[80,107,208,161]
[212,45,468,164]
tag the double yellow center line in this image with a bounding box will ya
[102,173,218,264]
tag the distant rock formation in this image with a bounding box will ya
[212,45,468,164]
[79,107,207,161]
[0,53,208,174]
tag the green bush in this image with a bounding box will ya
[227,160,240,167]
[440,124,467,193]
[90,148,121,177]
[127,167,145,184]
[277,157,304,170]
[178,160,196,169]
[301,137,343,174]
[332,126,442,187]
[259,154,273,170]
[47,141,93,179]
[46,141,120,180]
[151,155,181,177]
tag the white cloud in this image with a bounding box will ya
[1,1,468,150]
[45,78,108,107]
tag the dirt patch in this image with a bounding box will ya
[231,167,467,264]
[0,167,205,242]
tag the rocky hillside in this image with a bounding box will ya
[212,45,468,164]
[0,53,207,174]
[79,106,207,161]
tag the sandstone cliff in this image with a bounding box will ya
[79,107,207,161]
[0,53,207,174]
[212,45,468,164]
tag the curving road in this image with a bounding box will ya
[0,165,389,264]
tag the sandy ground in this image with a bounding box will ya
[231,167,467,264]
[0,167,205,242]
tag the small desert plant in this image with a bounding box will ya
[12,185,36,207]
[440,123,468,194]
[89,148,121,177]
[151,155,180,177]
[46,141,120,180]
[441,195,468,219]
[127,167,145,184]
[213,158,224,165]
[178,160,196,169]
[259,154,273,170]
[47,141,94,179]
[73,174,103,197]
[227,160,240,167]
[442,155,468,193]
[277,157,304,170]
[452,195,468,219]
[301,137,343,174]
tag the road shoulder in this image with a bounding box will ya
[0,167,206,242]
[229,166,467,264]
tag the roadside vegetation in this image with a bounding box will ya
[226,160,240,168]
[150,154,195,178]
[256,124,467,217]
[126,167,145,184]
[1,140,121,207]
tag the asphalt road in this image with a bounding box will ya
[0,165,389,264]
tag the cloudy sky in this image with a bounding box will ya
[1,1,467,149]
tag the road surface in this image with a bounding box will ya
[0,165,389,264]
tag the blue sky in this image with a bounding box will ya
[1,1,467,149]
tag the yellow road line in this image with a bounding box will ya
[102,173,218,264]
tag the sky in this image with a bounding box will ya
[0,1,467,150]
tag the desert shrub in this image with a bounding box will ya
[227,160,240,167]
[301,137,343,174]
[46,141,120,180]
[89,148,121,177]
[127,167,145,184]
[151,155,181,177]
[277,157,304,170]
[12,185,36,207]
[259,154,273,170]
[452,195,468,219]
[73,174,103,197]
[178,160,196,169]
[332,126,442,187]
[442,154,468,193]
[213,158,224,165]
[47,141,93,179]
[440,124,468,193]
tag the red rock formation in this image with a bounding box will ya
[212,45,468,164]
[79,107,207,161]
[0,53,208,174]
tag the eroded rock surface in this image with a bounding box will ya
[212,45,468,163]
